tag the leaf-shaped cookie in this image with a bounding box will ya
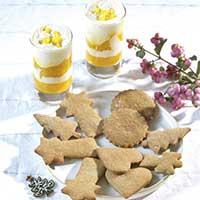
[34,114,80,140]
[106,168,152,198]
[96,147,143,172]
[140,152,182,175]
[142,128,191,153]
[62,158,105,200]
[35,137,98,165]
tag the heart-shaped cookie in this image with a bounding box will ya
[106,168,152,198]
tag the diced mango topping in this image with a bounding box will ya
[39,26,63,48]
[43,26,52,34]
[53,31,61,37]
[92,5,116,21]
[52,35,63,48]
[40,37,51,45]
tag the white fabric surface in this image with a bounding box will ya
[0,1,200,199]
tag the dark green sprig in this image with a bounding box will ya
[26,176,56,198]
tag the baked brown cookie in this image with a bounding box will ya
[35,137,98,165]
[142,127,191,153]
[106,168,152,198]
[103,109,148,147]
[74,105,102,138]
[111,89,156,121]
[140,152,182,175]
[96,147,143,173]
[56,91,102,138]
[57,92,93,117]
[34,114,81,140]
[62,158,105,200]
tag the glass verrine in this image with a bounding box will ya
[30,24,73,95]
[85,0,126,78]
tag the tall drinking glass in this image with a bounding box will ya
[30,24,73,96]
[85,0,126,78]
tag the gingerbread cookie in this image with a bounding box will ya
[106,168,152,198]
[34,114,80,140]
[62,158,105,200]
[111,89,156,121]
[96,147,143,173]
[142,127,191,153]
[140,152,182,175]
[57,91,102,138]
[103,109,148,147]
[35,137,98,165]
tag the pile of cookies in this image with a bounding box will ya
[34,89,191,200]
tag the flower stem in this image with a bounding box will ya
[141,47,197,82]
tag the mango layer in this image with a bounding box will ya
[34,55,72,78]
[86,51,121,67]
[86,32,123,52]
[34,76,72,94]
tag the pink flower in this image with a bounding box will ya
[166,65,180,80]
[140,59,151,73]
[193,93,200,106]
[172,97,185,110]
[150,33,164,46]
[184,59,191,67]
[180,84,189,93]
[194,87,200,94]
[167,84,181,97]
[193,93,200,101]
[127,39,140,48]
[184,88,194,100]
[195,80,200,87]
[154,92,166,104]
[171,44,184,58]
[149,68,167,83]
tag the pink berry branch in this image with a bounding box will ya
[127,33,200,110]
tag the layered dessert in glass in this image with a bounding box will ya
[30,25,72,94]
[85,0,126,78]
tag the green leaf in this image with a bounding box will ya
[136,49,145,58]
[190,55,197,61]
[166,96,173,102]
[154,39,167,55]
[176,58,184,68]
[159,66,165,71]
[187,71,194,77]
[196,61,200,75]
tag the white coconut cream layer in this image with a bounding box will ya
[31,25,72,68]
[87,35,123,57]
[33,48,72,68]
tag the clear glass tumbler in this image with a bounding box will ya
[30,24,73,95]
[85,0,126,78]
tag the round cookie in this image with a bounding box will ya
[111,89,156,121]
[103,108,148,147]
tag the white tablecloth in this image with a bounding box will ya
[0,1,200,199]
